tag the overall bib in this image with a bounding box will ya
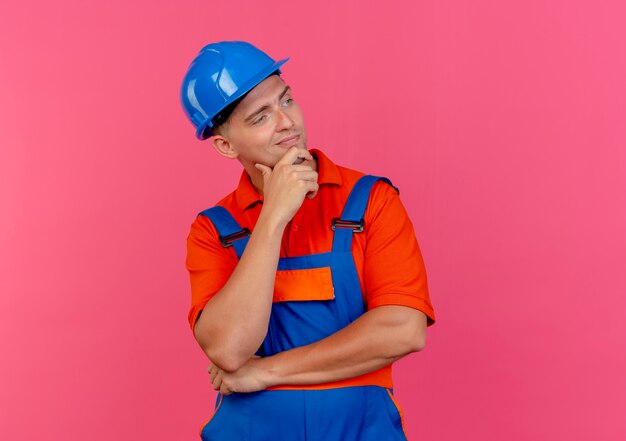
[197,176,409,441]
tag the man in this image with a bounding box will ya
[181,41,435,441]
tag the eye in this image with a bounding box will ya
[253,114,268,124]
[281,97,293,106]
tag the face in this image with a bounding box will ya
[213,75,308,173]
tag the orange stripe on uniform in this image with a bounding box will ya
[386,388,409,440]
[267,365,393,391]
[199,393,224,436]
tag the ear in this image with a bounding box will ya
[210,135,238,159]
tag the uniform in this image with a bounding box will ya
[186,149,436,440]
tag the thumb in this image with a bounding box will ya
[254,163,272,187]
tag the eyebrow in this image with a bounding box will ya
[244,86,291,124]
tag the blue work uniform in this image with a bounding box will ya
[197,176,409,441]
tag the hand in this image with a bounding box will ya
[208,356,270,396]
[255,147,319,227]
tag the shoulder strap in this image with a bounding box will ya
[331,175,398,252]
[198,206,249,259]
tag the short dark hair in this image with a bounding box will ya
[210,95,245,128]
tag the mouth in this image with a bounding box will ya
[276,134,300,147]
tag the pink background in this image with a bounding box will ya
[1,0,625,440]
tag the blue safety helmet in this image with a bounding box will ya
[180,41,289,140]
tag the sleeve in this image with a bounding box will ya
[185,214,238,331]
[362,181,436,326]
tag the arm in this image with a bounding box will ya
[209,305,427,394]
[208,181,435,394]
[193,148,318,372]
[193,211,283,372]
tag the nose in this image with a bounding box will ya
[276,108,295,131]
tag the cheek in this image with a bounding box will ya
[237,128,273,147]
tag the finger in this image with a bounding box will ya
[292,171,318,182]
[276,146,302,165]
[277,147,312,167]
[294,149,313,164]
[255,163,273,187]
[255,163,272,174]
[306,182,319,199]
[298,148,314,162]
[220,383,232,396]
[289,164,314,172]
[210,363,219,374]
[255,162,272,177]
[212,370,223,391]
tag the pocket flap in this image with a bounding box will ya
[273,267,335,302]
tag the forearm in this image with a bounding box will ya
[193,149,318,372]
[260,305,427,386]
[194,212,286,371]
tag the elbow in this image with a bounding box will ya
[398,332,425,356]
[195,330,250,372]
[380,307,428,358]
[205,349,248,372]
[401,319,427,354]
[406,310,428,353]
[388,324,427,359]
[408,331,427,353]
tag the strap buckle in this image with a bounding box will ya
[219,228,251,248]
[331,218,364,232]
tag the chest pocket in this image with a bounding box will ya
[273,266,335,302]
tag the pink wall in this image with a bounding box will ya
[1,0,625,440]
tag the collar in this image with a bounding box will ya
[233,148,342,213]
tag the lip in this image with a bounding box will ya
[276,134,300,146]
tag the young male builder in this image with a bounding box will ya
[181,41,436,440]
